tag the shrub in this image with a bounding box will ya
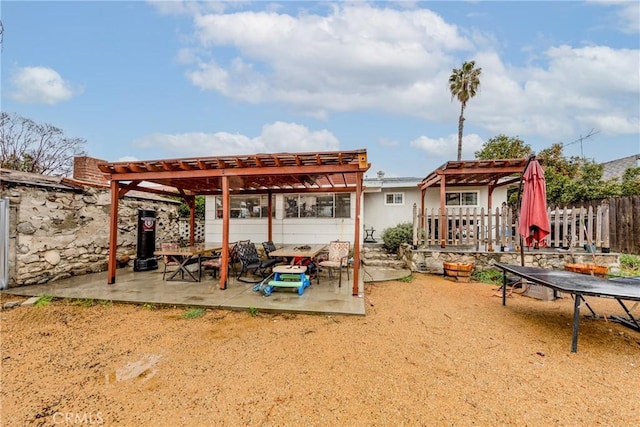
[620,254,640,275]
[472,269,503,285]
[381,222,413,253]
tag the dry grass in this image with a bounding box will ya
[1,274,639,426]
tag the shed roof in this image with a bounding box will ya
[98,149,369,195]
[418,158,530,190]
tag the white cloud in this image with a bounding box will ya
[465,46,640,141]
[590,0,640,34]
[617,1,640,33]
[132,122,339,157]
[161,2,639,144]
[182,4,470,116]
[9,66,80,105]
[410,133,484,160]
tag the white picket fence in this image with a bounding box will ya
[178,219,206,243]
[412,203,610,251]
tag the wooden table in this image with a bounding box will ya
[268,244,326,284]
[268,244,327,259]
[154,243,222,282]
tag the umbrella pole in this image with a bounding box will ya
[516,155,535,267]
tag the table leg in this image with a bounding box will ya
[167,255,200,282]
[502,270,507,306]
[571,293,581,353]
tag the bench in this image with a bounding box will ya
[254,265,310,296]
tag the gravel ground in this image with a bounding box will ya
[1,274,639,426]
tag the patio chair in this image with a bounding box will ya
[235,242,279,283]
[202,242,242,279]
[160,242,180,280]
[262,240,285,264]
[318,240,350,287]
[201,251,222,278]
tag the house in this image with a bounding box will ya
[361,163,516,243]
[362,171,423,240]
[202,161,518,249]
[600,154,640,181]
[203,191,358,245]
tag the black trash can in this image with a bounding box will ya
[133,209,158,271]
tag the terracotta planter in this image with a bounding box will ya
[443,262,474,282]
[564,263,608,277]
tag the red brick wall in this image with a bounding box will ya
[73,156,109,185]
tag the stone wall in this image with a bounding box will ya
[3,184,180,287]
[399,245,621,275]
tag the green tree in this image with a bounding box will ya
[177,195,206,220]
[0,112,86,176]
[474,134,532,205]
[562,161,621,203]
[449,61,482,161]
[538,144,622,205]
[537,144,581,205]
[475,134,532,160]
[621,167,640,196]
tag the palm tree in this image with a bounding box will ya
[449,61,482,161]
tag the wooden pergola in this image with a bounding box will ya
[418,158,530,250]
[98,149,370,296]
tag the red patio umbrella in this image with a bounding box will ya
[518,158,550,248]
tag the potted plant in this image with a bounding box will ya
[443,261,474,282]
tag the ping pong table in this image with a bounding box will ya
[495,263,640,353]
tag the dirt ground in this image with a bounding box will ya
[1,274,639,426]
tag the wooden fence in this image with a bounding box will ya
[607,196,640,254]
[412,203,611,252]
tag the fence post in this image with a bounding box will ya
[412,203,418,246]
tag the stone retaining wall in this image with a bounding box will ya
[399,245,621,275]
[3,184,180,287]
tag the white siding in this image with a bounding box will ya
[204,194,357,245]
[362,189,422,235]
[204,185,510,245]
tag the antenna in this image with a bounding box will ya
[560,129,600,159]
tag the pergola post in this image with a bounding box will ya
[439,175,446,248]
[219,176,230,290]
[107,180,119,284]
[188,195,196,246]
[267,190,273,241]
[353,172,363,296]
[487,183,495,252]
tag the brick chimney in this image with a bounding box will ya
[73,156,109,185]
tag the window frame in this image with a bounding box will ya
[284,193,351,219]
[384,192,405,206]
[445,191,479,207]
[214,195,275,219]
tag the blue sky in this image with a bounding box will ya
[2,0,639,179]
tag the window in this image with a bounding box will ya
[385,193,404,205]
[445,191,478,206]
[215,195,275,219]
[284,193,351,218]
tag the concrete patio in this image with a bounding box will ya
[1,265,412,316]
